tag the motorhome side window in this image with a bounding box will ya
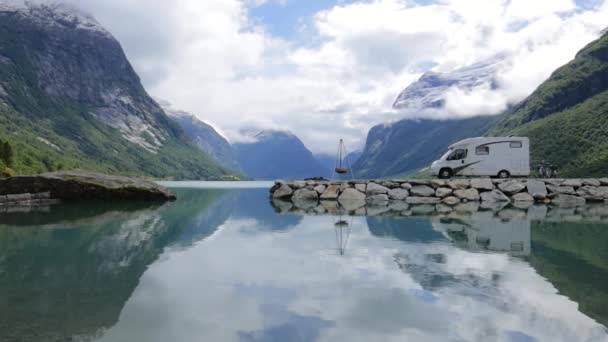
[447,149,467,161]
[510,141,523,148]
[475,145,490,155]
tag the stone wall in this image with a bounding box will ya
[270,178,608,210]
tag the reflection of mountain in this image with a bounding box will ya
[530,221,608,327]
[367,216,444,243]
[0,207,170,341]
[0,189,229,342]
[431,211,531,256]
[233,189,302,231]
[165,189,238,246]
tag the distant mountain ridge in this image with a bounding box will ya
[160,101,240,172]
[234,129,325,180]
[0,1,233,179]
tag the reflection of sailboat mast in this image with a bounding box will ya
[334,216,352,256]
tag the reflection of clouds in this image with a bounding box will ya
[98,213,608,342]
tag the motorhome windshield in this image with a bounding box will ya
[440,149,453,160]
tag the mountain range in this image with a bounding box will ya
[233,130,326,180]
[1,1,606,180]
[355,31,608,178]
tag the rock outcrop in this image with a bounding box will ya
[0,171,176,202]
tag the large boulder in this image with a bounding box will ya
[526,180,547,200]
[546,185,577,195]
[454,188,480,201]
[0,171,176,201]
[576,186,608,201]
[480,190,510,203]
[292,188,319,202]
[388,188,410,200]
[582,179,601,187]
[320,185,340,200]
[410,185,435,197]
[292,181,307,189]
[400,183,413,190]
[313,184,327,194]
[562,179,582,187]
[355,183,367,193]
[498,180,526,195]
[339,188,366,202]
[272,183,293,199]
[447,179,470,190]
[470,178,494,191]
[366,182,390,195]
[435,187,453,198]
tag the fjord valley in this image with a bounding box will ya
[1,1,608,342]
[1,1,607,181]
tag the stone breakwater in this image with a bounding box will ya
[270,178,608,209]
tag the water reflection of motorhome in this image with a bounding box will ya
[431,211,531,256]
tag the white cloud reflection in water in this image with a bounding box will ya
[98,213,608,342]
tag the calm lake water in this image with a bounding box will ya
[1,182,608,342]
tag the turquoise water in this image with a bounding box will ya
[1,183,607,342]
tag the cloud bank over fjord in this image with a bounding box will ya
[17,0,608,153]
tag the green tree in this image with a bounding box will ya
[1,141,14,167]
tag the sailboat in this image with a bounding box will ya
[335,139,354,178]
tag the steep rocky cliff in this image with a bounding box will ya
[0,1,232,179]
[160,101,240,172]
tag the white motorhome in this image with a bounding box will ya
[430,137,530,179]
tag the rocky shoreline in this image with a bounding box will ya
[0,171,176,206]
[271,178,608,211]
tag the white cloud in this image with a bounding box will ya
[26,0,608,153]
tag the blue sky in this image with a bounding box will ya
[250,0,440,39]
[250,0,342,39]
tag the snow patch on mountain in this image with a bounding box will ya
[393,56,505,116]
[237,128,297,144]
[158,99,229,141]
[0,0,111,37]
